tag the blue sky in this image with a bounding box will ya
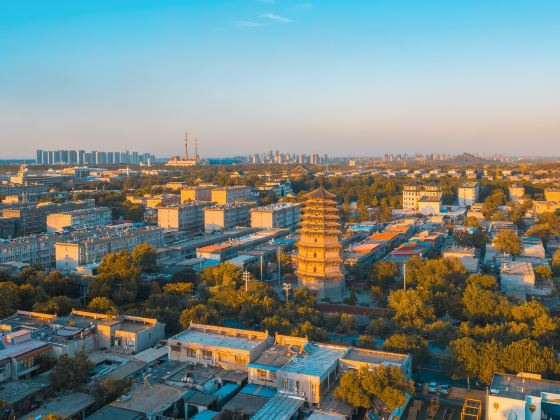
[1,0,559,158]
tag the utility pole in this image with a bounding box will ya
[283,282,292,303]
[260,253,264,282]
[403,263,407,291]
[243,271,251,292]
[277,247,282,286]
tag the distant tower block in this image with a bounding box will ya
[194,138,198,162]
[296,187,344,301]
[184,131,189,160]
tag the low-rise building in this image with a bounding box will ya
[46,207,112,233]
[158,203,206,233]
[402,184,441,211]
[417,195,442,215]
[487,372,560,420]
[204,204,252,233]
[443,245,479,272]
[168,323,270,371]
[500,261,535,301]
[0,329,51,382]
[250,203,301,229]
[458,182,479,207]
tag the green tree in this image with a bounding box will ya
[462,283,510,322]
[388,289,435,324]
[534,265,553,282]
[200,263,242,289]
[163,282,195,295]
[384,334,431,368]
[131,243,157,273]
[448,337,479,388]
[493,230,522,257]
[466,274,498,289]
[88,297,118,315]
[49,351,93,391]
[0,282,19,318]
[33,296,79,316]
[91,377,132,409]
[179,304,221,329]
[501,339,559,376]
[370,261,398,289]
[335,365,413,415]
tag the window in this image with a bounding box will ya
[186,347,197,358]
[282,378,289,390]
[202,350,212,360]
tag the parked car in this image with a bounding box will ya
[440,384,449,395]
[428,382,438,393]
[415,382,424,392]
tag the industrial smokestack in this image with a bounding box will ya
[184,132,189,160]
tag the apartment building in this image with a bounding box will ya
[402,184,442,210]
[250,203,301,229]
[55,225,164,270]
[204,203,252,232]
[157,203,206,233]
[500,261,535,301]
[46,207,112,233]
[0,234,59,266]
[180,186,213,203]
[509,184,525,202]
[544,188,560,202]
[211,186,252,205]
[457,182,479,207]
[2,199,95,235]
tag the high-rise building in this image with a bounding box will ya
[36,150,43,165]
[296,187,344,301]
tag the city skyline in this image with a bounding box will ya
[2,0,560,158]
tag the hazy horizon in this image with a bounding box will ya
[2,0,560,158]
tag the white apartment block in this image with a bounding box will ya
[157,203,206,233]
[55,225,164,270]
[46,207,112,233]
[204,204,252,232]
[458,182,479,207]
[402,184,442,210]
[250,203,301,229]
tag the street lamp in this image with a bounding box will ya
[403,263,407,291]
[283,282,292,303]
[243,271,251,292]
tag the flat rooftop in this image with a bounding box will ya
[25,392,94,419]
[501,261,534,276]
[248,345,292,371]
[174,328,266,352]
[279,344,347,378]
[342,348,408,366]
[252,393,305,420]
[111,384,186,414]
[491,373,560,400]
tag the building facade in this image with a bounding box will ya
[204,204,252,233]
[402,184,442,210]
[46,207,112,233]
[158,203,205,233]
[458,182,479,207]
[180,186,213,203]
[211,186,252,205]
[250,203,301,229]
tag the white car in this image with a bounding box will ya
[428,382,438,393]
[440,384,449,395]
